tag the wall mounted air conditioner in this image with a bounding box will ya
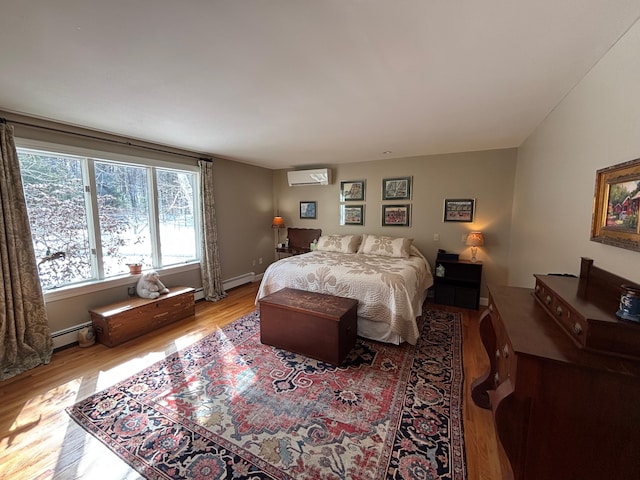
[287,168,331,186]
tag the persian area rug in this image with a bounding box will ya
[67,308,466,480]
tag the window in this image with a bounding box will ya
[156,169,198,266]
[18,149,93,288]
[17,145,200,291]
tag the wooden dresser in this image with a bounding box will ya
[472,258,640,480]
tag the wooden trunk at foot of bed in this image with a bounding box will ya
[258,288,358,365]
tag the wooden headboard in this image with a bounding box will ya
[287,228,322,250]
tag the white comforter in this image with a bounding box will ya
[255,247,433,344]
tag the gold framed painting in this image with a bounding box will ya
[591,158,640,252]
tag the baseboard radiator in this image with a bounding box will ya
[51,271,263,349]
[51,321,94,350]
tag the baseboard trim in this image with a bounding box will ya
[223,272,257,291]
[52,321,92,350]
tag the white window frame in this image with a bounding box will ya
[16,138,202,302]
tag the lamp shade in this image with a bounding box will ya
[465,231,484,246]
[272,216,285,228]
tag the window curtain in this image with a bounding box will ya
[0,123,53,381]
[199,160,226,301]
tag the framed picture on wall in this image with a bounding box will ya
[299,201,317,219]
[340,205,364,225]
[382,176,412,200]
[340,180,365,201]
[382,204,411,227]
[591,157,640,252]
[443,198,475,222]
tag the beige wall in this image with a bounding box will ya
[212,156,275,279]
[273,148,518,300]
[509,18,640,287]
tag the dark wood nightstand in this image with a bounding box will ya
[276,246,311,258]
[276,228,321,258]
[433,259,482,309]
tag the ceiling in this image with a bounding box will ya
[1,2,639,170]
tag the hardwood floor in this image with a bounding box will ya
[0,282,503,479]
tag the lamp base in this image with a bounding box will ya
[470,246,478,263]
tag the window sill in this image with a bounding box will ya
[43,262,200,303]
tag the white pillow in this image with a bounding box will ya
[358,234,413,258]
[315,234,362,253]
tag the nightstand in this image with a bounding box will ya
[276,246,311,258]
[433,259,482,309]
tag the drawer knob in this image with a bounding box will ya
[495,349,501,359]
[503,345,509,358]
[556,306,563,316]
[545,295,552,305]
[494,372,500,384]
[573,322,583,335]
[489,304,494,313]
[535,284,540,292]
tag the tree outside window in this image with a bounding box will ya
[18,147,199,291]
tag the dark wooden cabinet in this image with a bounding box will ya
[276,227,322,258]
[276,246,310,258]
[471,259,640,480]
[434,259,482,309]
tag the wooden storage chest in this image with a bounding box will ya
[89,286,195,347]
[258,288,358,365]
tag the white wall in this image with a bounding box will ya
[509,19,640,287]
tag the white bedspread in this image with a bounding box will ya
[255,247,433,344]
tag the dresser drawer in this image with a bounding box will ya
[535,279,588,349]
[550,293,588,349]
[489,299,517,388]
[534,275,640,359]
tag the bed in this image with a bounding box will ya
[256,233,433,345]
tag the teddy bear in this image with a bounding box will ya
[136,270,170,299]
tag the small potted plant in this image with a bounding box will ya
[127,259,143,275]
[127,236,145,274]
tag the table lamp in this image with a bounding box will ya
[272,215,285,247]
[465,231,484,263]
